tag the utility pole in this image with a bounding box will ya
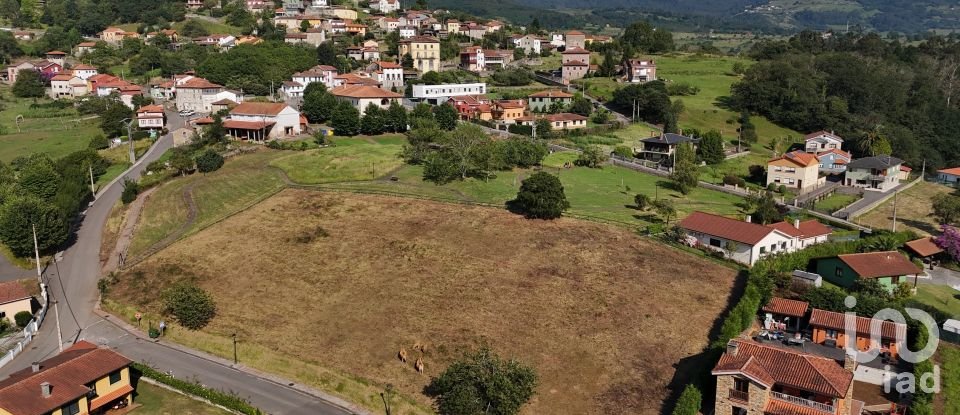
[125,119,135,164]
[891,190,898,232]
[54,300,63,353]
[32,224,42,283]
[232,333,238,364]
[88,165,96,196]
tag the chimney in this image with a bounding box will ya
[745,215,752,223]
[794,219,800,229]
[31,362,39,373]
[844,349,858,372]
[40,382,52,398]
[726,339,739,357]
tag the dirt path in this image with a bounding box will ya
[102,187,158,274]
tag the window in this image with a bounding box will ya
[759,246,767,254]
[109,370,122,384]
[826,329,838,339]
[734,378,749,393]
[835,266,844,277]
[770,244,776,251]
[892,276,900,284]
[62,401,81,415]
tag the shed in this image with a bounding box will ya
[905,237,943,269]
[792,270,822,287]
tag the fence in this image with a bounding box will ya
[0,281,49,368]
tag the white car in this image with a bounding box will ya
[178,109,196,117]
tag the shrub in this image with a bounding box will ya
[671,384,702,415]
[777,184,787,193]
[162,282,217,330]
[88,135,110,150]
[121,178,139,204]
[574,145,607,168]
[666,82,701,96]
[14,311,32,328]
[148,327,160,338]
[425,348,537,415]
[612,145,634,159]
[722,174,746,187]
[508,124,533,136]
[512,172,570,219]
[195,149,224,173]
[133,363,263,415]
[634,193,650,210]
[766,182,776,191]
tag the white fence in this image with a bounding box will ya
[0,282,49,368]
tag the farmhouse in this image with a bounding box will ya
[766,150,825,193]
[844,155,903,192]
[809,308,908,359]
[0,341,134,415]
[804,130,844,153]
[712,339,861,415]
[678,211,797,266]
[226,102,302,141]
[814,251,922,292]
[330,85,402,115]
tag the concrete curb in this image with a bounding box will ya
[92,306,373,415]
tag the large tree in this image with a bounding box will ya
[12,70,45,98]
[511,172,570,219]
[697,129,725,165]
[330,101,361,136]
[445,123,490,179]
[670,142,699,194]
[620,21,674,54]
[434,103,459,131]
[0,196,69,257]
[425,348,537,415]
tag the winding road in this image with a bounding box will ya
[0,111,361,415]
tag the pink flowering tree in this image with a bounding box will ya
[934,224,960,261]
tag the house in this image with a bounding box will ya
[448,95,493,121]
[71,64,98,80]
[460,46,485,71]
[345,21,367,37]
[636,133,699,163]
[623,59,656,83]
[760,297,808,332]
[465,24,487,40]
[817,149,852,174]
[333,72,380,88]
[0,341,134,415]
[225,102,302,141]
[814,251,922,292]
[285,32,309,45]
[712,339,861,415]
[844,155,903,192]
[330,85,402,115]
[194,34,236,49]
[48,72,88,99]
[767,151,825,193]
[74,41,97,56]
[678,211,798,266]
[412,83,487,105]
[549,33,565,48]
[512,34,542,55]
[371,0,400,13]
[766,219,832,249]
[515,113,587,131]
[561,60,589,83]
[445,19,461,35]
[485,20,503,33]
[175,77,235,113]
[236,35,263,45]
[809,308,908,359]
[137,104,166,130]
[804,130,844,154]
[561,47,590,65]
[398,36,440,73]
[322,6,358,20]
[399,25,418,39]
[937,167,960,186]
[481,49,512,69]
[565,30,586,49]
[187,0,203,7]
[98,27,138,45]
[211,98,238,113]
[898,165,911,181]
[282,65,338,98]
[35,60,64,79]
[43,51,67,67]
[0,280,33,324]
[527,90,573,112]
[584,34,612,45]
[4,61,35,84]
[368,61,404,90]
[492,100,526,124]
[172,126,197,147]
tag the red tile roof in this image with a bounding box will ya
[0,341,132,415]
[376,61,402,69]
[905,237,943,258]
[561,46,590,54]
[804,130,843,142]
[136,104,164,114]
[45,50,67,55]
[938,167,960,176]
[713,339,853,398]
[837,251,921,278]
[562,60,589,67]
[545,113,587,122]
[230,102,290,116]
[177,77,223,89]
[678,211,781,245]
[331,85,401,98]
[766,220,832,239]
[0,280,32,305]
[809,308,907,341]
[771,150,819,168]
[764,398,832,415]
[762,297,809,318]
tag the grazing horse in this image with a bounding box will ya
[398,348,408,363]
[414,357,424,374]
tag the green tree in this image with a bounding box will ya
[180,19,210,37]
[425,348,537,415]
[401,53,414,69]
[597,49,617,77]
[385,101,408,133]
[445,123,490,179]
[317,41,339,66]
[120,178,139,204]
[671,385,702,415]
[410,102,434,122]
[0,31,24,63]
[738,110,757,143]
[360,104,386,135]
[621,21,674,53]
[195,149,224,173]
[670,142,699,194]
[574,145,607,168]
[634,193,650,210]
[933,193,960,225]
[422,151,459,184]
[697,129,725,165]
[0,196,69,257]
[535,118,552,138]
[331,101,361,136]
[651,198,676,224]
[513,47,525,61]
[569,96,593,116]
[299,20,310,33]
[18,161,61,200]
[434,103,458,131]
[169,149,195,175]
[163,282,217,330]
[512,172,570,219]
[12,70,45,98]
[205,113,226,144]
[302,87,338,123]
[751,191,782,224]
[14,310,32,328]
[100,98,134,137]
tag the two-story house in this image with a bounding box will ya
[448,95,493,121]
[136,104,166,130]
[399,36,440,73]
[804,131,844,154]
[0,341,134,415]
[809,308,908,360]
[636,133,699,164]
[843,155,903,192]
[371,0,400,13]
[561,47,591,83]
[527,90,573,112]
[564,30,586,49]
[460,46,485,71]
[368,61,404,91]
[712,339,862,415]
[814,251,922,293]
[767,151,824,192]
[175,77,236,113]
[512,34,542,56]
[816,149,852,174]
[492,100,526,124]
[623,59,656,83]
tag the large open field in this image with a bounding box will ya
[0,88,103,162]
[858,182,953,235]
[109,189,738,414]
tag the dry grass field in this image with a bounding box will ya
[858,182,953,235]
[109,190,738,415]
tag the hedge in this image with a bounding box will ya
[133,363,263,415]
[671,384,702,415]
[909,328,934,415]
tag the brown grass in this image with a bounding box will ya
[100,201,127,266]
[858,182,953,235]
[109,190,737,414]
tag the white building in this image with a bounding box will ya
[281,65,339,98]
[398,25,418,39]
[412,83,487,105]
[369,61,404,90]
[175,77,240,113]
[49,72,88,99]
[678,211,831,266]
[512,34,542,55]
[330,85,403,115]
[225,102,302,141]
[549,33,565,48]
[136,104,166,130]
[371,0,400,13]
[71,64,98,80]
[804,130,844,154]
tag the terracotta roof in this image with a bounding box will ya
[49,73,75,81]
[804,130,843,142]
[528,90,573,98]
[77,42,97,47]
[223,120,275,129]
[89,384,134,411]
[762,297,809,318]
[938,167,960,176]
[334,73,381,86]
[376,61,402,69]
[562,47,590,54]
[230,102,291,116]
[330,85,401,98]
[136,104,164,113]
[449,95,489,105]
[0,280,32,305]
[495,100,525,109]
[712,339,853,398]
[766,220,832,239]
[771,151,819,168]
[900,165,912,172]
[566,30,585,36]
[399,35,439,43]
[45,50,67,55]
[764,398,833,415]
[816,148,851,159]
[72,64,96,70]
[177,77,223,89]
[545,113,587,122]
[837,251,921,278]
[905,237,943,258]
[211,98,238,106]
[809,308,908,341]
[0,341,132,415]
[679,211,782,245]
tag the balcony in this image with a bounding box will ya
[770,391,835,414]
[729,389,749,403]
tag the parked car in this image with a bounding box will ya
[178,109,196,116]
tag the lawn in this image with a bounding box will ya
[939,344,960,415]
[912,284,960,320]
[109,190,739,415]
[813,193,859,214]
[173,18,243,36]
[269,140,404,184]
[859,181,953,235]
[0,89,103,162]
[134,382,232,415]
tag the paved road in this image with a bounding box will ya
[0,112,358,415]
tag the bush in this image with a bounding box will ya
[425,348,537,415]
[133,363,263,415]
[121,178,139,204]
[14,311,32,328]
[148,327,160,338]
[508,124,533,136]
[777,184,787,193]
[195,149,224,173]
[512,172,570,219]
[612,146,634,159]
[88,135,110,150]
[766,182,776,191]
[666,82,701,96]
[162,282,217,330]
[574,145,608,168]
[722,174,746,187]
[671,384,702,415]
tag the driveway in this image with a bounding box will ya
[834,182,911,219]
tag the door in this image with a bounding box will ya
[797,179,802,189]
